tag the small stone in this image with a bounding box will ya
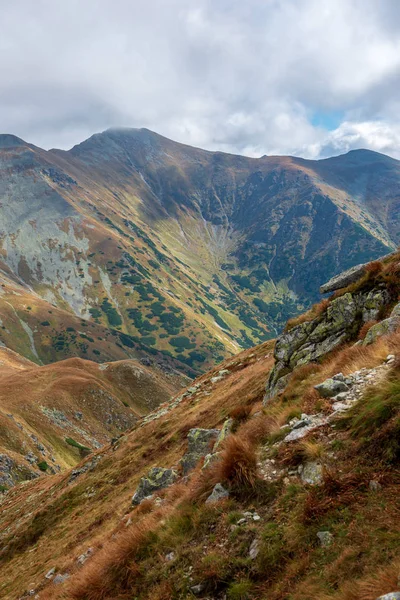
[45,567,55,579]
[332,401,350,412]
[237,518,247,525]
[317,531,333,547]
[369,480,382,492]
[332,392,348,402]
[332,373,345,382]
[386,354,395,362]
[253,514,261,521]
[205,483,230,504]
[190,583,205,595]
[53,573,70,585]
[377,594,400,600]
[165,552,175,562]
[249,538,260,559]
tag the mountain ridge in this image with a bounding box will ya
[0,127,398,374]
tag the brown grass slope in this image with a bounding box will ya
[1,257,400,599]
[0,348,183,483]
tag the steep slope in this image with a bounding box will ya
[0,347,185,489]
[0,130,398,373]
[1,254,400,599]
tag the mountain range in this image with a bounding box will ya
[0,128,399,375]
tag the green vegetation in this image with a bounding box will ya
[65,438,91,457]
[37,461,49,472]
[101,298,122,327]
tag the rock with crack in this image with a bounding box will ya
[131,467,178,505]
[180,428,220,475]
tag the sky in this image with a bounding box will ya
[1,0,400,159]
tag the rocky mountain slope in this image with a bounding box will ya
[0,347,186,489]
[0,130,398,373]
[1,252,400,599]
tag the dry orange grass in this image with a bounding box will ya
[67,512,162,600]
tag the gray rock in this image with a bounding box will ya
[317,531,333,547]
[299,461,323,485]
[265,283,391,401]
[165,551,175,561]
[332,372,345,382]
[205,483,230,504]
[391,302,400,317]
[249,538,260,559]
[213,418,234,451]
[190,583,205,595]
[315,378,349,398]
[45,567,56,579]
[364,317,400,345]
[180,428,220,475]
[53,573,70,585]
[369,480,382,492]
[320,263,369,294]
[377,594,400,600]
[320,254,395,294]
[131,467,178,505]
[202,451,221,470]
[332,392,349,402]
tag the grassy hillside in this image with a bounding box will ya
[1,253,400,599]
[0,347,185,488]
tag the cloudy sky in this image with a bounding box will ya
[1,0,400,158]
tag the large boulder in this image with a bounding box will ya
[131,467,178,505]
[180,428,220,475]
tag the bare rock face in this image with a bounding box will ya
[265,288,390,400]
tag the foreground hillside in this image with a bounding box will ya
[0,347,186,489]
[1,253,400,599]
[0,130,399,372]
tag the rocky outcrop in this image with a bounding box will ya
[131,467,178,505]
[320,252,394,294]
[265,287,390,400]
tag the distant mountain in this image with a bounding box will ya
[0,346,185,487]
[0,128,398,371]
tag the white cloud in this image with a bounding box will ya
[0,0,399,158]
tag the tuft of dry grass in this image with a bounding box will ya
[358,320,378,340]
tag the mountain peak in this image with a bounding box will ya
[0,134,29,149]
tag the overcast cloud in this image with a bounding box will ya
[1,0,400,158]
